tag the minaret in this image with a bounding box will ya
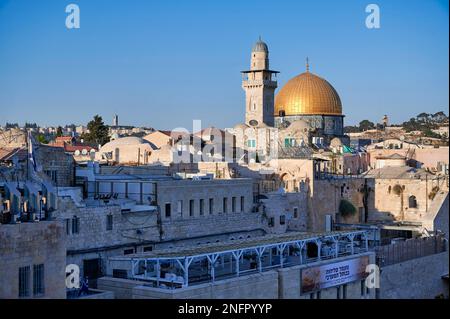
[241,37,279,127]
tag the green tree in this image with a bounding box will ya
[83,115,110,146]
[422,128,440,138]
[56,126,63,137]
[35,134,48,144]
[358,120,375,131]
[25,122,38,129]
[5,122,19,129]
[339,199,357,217]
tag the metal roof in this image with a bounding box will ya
[114,230,365,260]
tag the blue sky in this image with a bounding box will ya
[0,0,448,130]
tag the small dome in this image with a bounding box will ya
[285,120,309,132]
[103,136,154,148]
[252,37,268,53]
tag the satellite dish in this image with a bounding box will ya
[81,149,88,155]
[74,150,80,156]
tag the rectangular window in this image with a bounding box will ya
[33,264,45,296]
[240,196,244,212]
[165,203,171,218]
[65,219,71,235]
[209,198,214,214]
[46,170,58,184]
[223,197,228,213]
[106,214,113,231]
[316,291,321,299]
[268,217,274,227]
[72,216,79,234]
[294,207,298,218]
[143,246,153,252]
[336,286,341,299]
[124,248,134,255]
[284,138,291,147]
[112,269,128,279]
[177,200,183,215]
[232,197,236,212]
[189,200,194,217]
[284,138,296,147]
[280,215,286,225]
[19,266,30,298]
[199,199,204,215]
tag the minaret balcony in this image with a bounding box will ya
[242,80,277,88]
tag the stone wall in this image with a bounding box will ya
[76,289,115,299]
[368,177,448,223]
[309,178,366,231]
[380,251,449,299]
[131,271,279,299]
[261,192,308,234]
[35,144,75,187]
[97,277,145,299]
[156,178,254,222]
[160,212,264,242]
[431,193,449,238]
[310,176,449,233]
[0,221,66,299]
[367,147,449,170]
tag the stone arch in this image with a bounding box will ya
[408,195,417,208]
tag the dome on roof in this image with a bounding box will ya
[285,120,309,132]
[275,71,342,116]
[103,136,156,148]
[252,38,268,53]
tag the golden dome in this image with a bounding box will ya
[274,71,342,116]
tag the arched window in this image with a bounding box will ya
[409,196,417,208]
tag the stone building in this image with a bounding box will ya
[234,38,349,152]
[0,128,27,148]
[96,136,157,165]
[34,144,75,187]
[241,37,279,127]
[0,221,66,299]
[43,166,267,285]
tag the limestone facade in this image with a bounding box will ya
[0,221,66,299]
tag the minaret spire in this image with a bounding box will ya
[306,57,310,73]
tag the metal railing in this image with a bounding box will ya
[375,235,447,267]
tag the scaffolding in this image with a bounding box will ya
[122,230,370,289]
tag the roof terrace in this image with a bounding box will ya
[108,230,371,289]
